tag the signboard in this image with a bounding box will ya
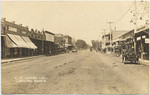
[145,39,149,43]
[142,35,146,38]
[137,37,141,41]
[9,26,17,32]
[45,33,54,42]
[22,31,27,34]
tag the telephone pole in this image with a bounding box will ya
[101,29,107,49]
[134,1,137,54]
[107,22,114,51]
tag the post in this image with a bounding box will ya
[134,1,137,54]
[107,22,114,52]
[4,26,6,59]
[101,29,106,50]
[42,29,44,55]
[42,37,44,55]
[140,36,143,59]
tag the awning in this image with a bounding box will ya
[21,36,37,49]
[6,35,18,48]
[65,44,73,47]
[7,34,30,48]
[58,45,64,48]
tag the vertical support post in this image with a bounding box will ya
[134,1,137,54]
[141,36,143,59]
[107,22,114,52]
[3,36,6,59]
[20,48,22,58]
[42,38,43,55]
[4,27,7,59]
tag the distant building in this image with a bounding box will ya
[102,33,111,51]
[102,30,129,52]
[54,34,65,48]
[54,34,73,51]
[63,35,72,44]
[63,35,73,50]
[43,31,55,55]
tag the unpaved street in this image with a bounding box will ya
[2,50,149,94]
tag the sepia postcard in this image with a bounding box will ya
[1,0,149,94]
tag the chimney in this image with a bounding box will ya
[11,21,15,24]
[1,18,6,22]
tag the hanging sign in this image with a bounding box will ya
[145,39,149,43]
[45,33,54,42]
[142,35,146,39]
[137,37,141,41]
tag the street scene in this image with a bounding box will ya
[1,1,149,94]
[2,50,149,94]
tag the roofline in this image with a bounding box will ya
[45,31,55,35]
[1,20,29,31]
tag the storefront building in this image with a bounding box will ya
[63,35,73,51]
[44,31,55,55]
[54,34,66,53]
[135,25,149,60]
[101,34,111,52]
[1,18,37,59]
[29,29,45,55]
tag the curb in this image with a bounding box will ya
[139,59,149,66]
[1,55,44,64]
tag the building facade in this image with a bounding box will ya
[44,31,55,55]
[135,25,149,60]
[102,33,112,52]
[63,35,73,51]
[1,18,37,59]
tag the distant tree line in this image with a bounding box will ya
[91,40,102,51]
[75,39,89,50]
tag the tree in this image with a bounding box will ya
[91,40,102,50]
[75,39,87,50]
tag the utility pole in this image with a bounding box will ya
[42,28,44,55]
[107,22,114,52]
[101,29,107,49]
[134,1,137,54]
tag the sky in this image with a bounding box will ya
[1,1,149,45]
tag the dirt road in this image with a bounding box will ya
[1,50,149,94]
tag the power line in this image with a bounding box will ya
[112,2,134,27]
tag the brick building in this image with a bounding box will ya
[1,18,37,58]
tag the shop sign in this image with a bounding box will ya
[45,33,54,42]
[22,31,27,34]
[9,26,17,32]
[137,37,141,41]
[145,39,149,43]
[142,35,146,39]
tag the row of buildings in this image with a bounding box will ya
[1,18,74,59]
[101,24,149,60]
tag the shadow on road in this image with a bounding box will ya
[124,62,141,65]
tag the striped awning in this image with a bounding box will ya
[6,33,37,49]
[6,35,18,48]
[21,36,37,49]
